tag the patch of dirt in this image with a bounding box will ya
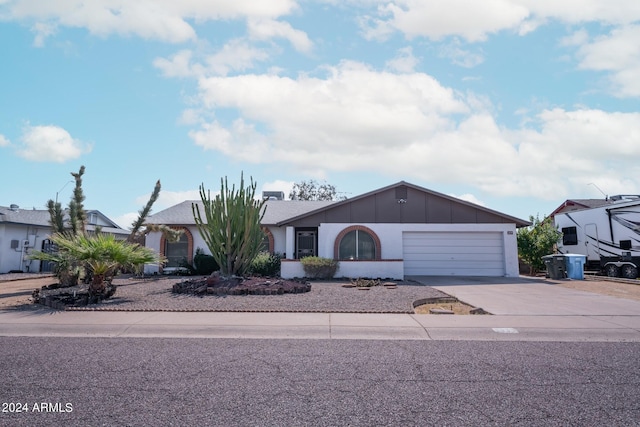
[414,301,482,315]
[413,296,489,315]
[549,277,640,302]
[0,277,58,310]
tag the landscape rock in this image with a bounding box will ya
[172,275,311,296]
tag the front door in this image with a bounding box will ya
[296,230,317,258]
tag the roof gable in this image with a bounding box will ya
[277,181,530,227]
[145,182,529,228]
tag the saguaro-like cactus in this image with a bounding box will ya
[192,174,267,277]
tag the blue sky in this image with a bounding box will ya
[1,1,639,229]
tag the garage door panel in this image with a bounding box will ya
[404,252,504,262]
[403,231,505,276]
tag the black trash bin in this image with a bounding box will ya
[542,255,566,279]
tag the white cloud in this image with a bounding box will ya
[31,21,57,47]
[0,134,9,147]
[385,46,419,73]
[247,18,313,53]
[559,29,589,47]
[113,212,138,230]
[204,40,271,75]
[178,108,203,125]
[135,189,203,210]
[505,108,640,198]
[17,125,92,163]
[154,41,270,78]
[2,0,299,44]
[190,61,469,168]
[522,0,640,26]
[451,193,486,207]
[438,39,484,68]
[359,0,640,42]
[573,25,640,97]
[361,0,530,42]
[184,60,640,202]
[111,188,205,229]
[153,50,200,78]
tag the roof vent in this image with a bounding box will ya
[262,191,285,201]
[9,204,19,211]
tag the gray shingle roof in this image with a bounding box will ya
[0,206,126,234]
[146,200,336,226]
[0,206,52,227]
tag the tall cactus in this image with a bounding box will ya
[192,174,266,277]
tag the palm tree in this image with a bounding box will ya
[31,233,165,296]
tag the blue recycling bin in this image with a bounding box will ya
[564,254,586,280]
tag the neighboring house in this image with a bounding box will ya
[144,181,530,279]
[0,204,128,274]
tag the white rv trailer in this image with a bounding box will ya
[553,195,640,279]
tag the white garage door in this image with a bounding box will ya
[403,231,505,276]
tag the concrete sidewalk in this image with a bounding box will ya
[1,276,639,342]
[1,309,639,342]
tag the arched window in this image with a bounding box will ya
[338,229,377,260]
[260,228,275,253]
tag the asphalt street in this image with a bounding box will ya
[1,337,639,426]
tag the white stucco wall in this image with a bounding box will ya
[268,226,287,256]
[280,259,404,280]
[144,222,520,278]
[144,227,209,274]
[0,224,49,273]
[318,223,520,278]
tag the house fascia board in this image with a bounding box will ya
[276,181,531,227]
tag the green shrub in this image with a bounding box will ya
[249,252,282,277]
[300,256,338,279]
[178,248,219,276]
[193,250,219,275]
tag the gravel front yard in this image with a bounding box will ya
[39,275,451,314]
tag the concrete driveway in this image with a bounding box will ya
[409,275,640,316]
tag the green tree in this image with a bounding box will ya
[126,179,185,245]
[289,179,346,201]
[128,179,161,243]
[30,233,164,296]
[46,199,65,234]
[68,166,87,235]
[41,167,168,287]
[517,215,562,275]
[192,174,266,277]
[45,165,87,236]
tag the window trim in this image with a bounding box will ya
[334,225,381,260]
[261,227,275,253]
[159,227,194,270]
